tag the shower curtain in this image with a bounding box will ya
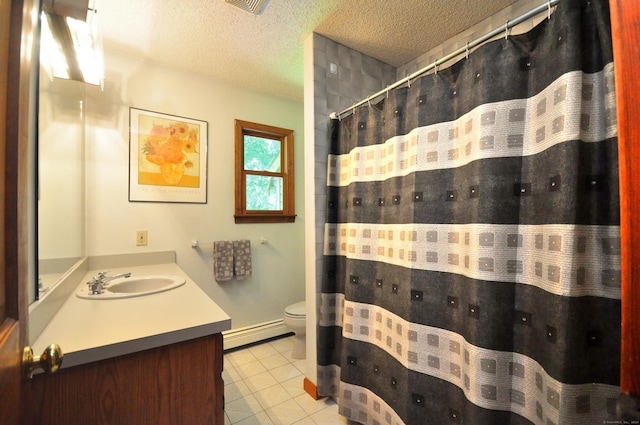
[318,1,620,424]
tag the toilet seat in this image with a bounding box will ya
[285,301,306,317]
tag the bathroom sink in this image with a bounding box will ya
[77,275,186,299]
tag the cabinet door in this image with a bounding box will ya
[25,334,225,425]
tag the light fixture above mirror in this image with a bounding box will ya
[40,0,104,88]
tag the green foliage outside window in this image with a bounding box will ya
[244,135,282,210]
[243,135,281,172]
[246,175,283,210]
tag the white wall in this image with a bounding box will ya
[84,50,306,333]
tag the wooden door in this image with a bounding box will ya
[610,0,640,400]
[0,0,39,424]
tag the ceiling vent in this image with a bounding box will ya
[225,0,269,15]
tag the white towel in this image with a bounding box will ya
[233,239,252,280]
[213,241,234,282]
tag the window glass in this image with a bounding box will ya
[245,175,283,210]
[243,135,281,172]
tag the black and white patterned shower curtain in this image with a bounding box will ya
[318,1,621,424]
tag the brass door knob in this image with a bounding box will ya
[22,344,63,380]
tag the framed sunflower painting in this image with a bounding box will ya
[129,108,208,203]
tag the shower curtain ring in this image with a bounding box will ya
[434,59,439,75]
[407,78,411,88]
[505,20,511,40]
[547,0,552,19]
[367,97,372,108]
[465,42,470,60]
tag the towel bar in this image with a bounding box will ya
[191,238,267,248]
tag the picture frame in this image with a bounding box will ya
[129,108,208,203]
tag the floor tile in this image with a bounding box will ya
[280,375,306,398]
[291,417,316,425]
[225,379,253,403]
[227,349,259,368]
[225,394,264,424]
[223,337,345,425]
[236,359,268,379]
[253,383,293,410]
[235,411,275,425]
[270,363,302,384]
[249,343,279,359]
[259,352,291,371]
[244,370,279,393]
[280,348,294,360]
[265,398,308,425]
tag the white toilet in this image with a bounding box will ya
[283,301,306,359]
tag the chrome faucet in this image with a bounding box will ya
[87,271,131,295]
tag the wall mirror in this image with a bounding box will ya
[35,33,86,302]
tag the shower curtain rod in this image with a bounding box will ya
[330,0,559,120]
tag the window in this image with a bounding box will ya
[234,120,295,223]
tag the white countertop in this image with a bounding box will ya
[32,262,231,369]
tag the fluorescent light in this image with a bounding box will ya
[66,11,104,86]
[41,11,71,80]
[40,8,104,88]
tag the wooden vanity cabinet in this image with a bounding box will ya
[23,333,225,425]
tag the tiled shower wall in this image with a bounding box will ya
[310,32,397,304]
[307,0,553,384]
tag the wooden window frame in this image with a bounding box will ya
[234,119,295,223]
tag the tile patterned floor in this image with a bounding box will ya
[223,336,350,425]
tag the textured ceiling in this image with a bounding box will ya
[96,0,519,102]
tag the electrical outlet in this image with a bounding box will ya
[136,230,148,246]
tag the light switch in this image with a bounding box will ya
[136,230,148,246]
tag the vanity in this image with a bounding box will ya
[26,251,231,425]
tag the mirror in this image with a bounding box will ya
[36,52,86,300]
